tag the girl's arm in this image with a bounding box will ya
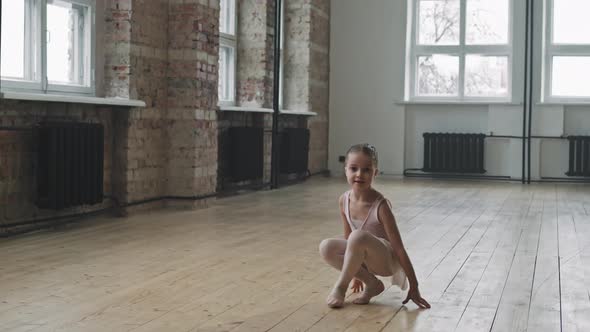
[339,194,352,239]
[378,201,431,309]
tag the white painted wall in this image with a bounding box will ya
[329,0,407,176]
[329,0,590,180]
[404,104,487,169]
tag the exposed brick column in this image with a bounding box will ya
[236,0,275,108]
[105,0,219,208]
[166,1,219,199]
[218,0,275,189]
[104,0,168,206]
[307,0,330,173]
[104,0,133,99]
[283,0,330,174]
[283,0,310,112]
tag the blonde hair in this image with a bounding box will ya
[345,143,378,167]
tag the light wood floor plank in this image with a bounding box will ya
[526,191,561,332]
[2,178,590,332]
[558,187,590,332]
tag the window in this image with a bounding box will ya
[407,0,512,101]
[545,0,590,100]
[0,0,95,95]
[218,0,237,105]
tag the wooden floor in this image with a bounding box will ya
[2,177,590,331]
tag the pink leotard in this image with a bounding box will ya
[343,190,408,290]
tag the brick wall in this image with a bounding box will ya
[0,101,114,231]
[283,0,330,174]
[217,0,330,190]
[218,0,276,190]
[1,0,330,233]
[106,0,220,206]
[307,0,330,173]
[236,0,275,108]
[166,0,219,200]
[217,112,271,191]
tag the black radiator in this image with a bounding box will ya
[566,136,590,176]
[280,128,310,174]
[229,127,264,181]
[423,133,486,173]
[37,123,104,209]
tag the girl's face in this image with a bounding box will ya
[344,152,378,190]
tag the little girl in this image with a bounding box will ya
[319,144,430,309]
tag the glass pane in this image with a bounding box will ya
[1,0,25,79]
[466,0,509,44]
[279,52,284,107]
[553,0,590,44]
[218,47,227,100]
[552,56,590,97]
[417,55,459,96]
[280,0,284,49]
[219,0,234,35]
[465,55,508,97]
[47,0,88,85]
[418,0,460,45]
[218,46,234,101]
[219,0,227,33]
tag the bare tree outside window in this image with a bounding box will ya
[418,55,458,95]
[466,0,507,45]
[413,0,510,99]
[418,0,460,45]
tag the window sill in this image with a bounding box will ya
[280,110,318,116]
[397,100,522,106]
[219,106,274,114]
[0,92,146,107]
[219,105,317,116]
[537,102,590,106]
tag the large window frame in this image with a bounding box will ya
[407,0,514,102]
[543,0,590,102]
[0,0,95,95]
[278,0,285,109]
[218,0,237,106]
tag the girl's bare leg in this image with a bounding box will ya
[319,230,393,307]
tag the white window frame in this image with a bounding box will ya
[278,0,285,109]
[543,0,590,102]
[406,0,514,102]
[218,0,237,106]
[0,0,95,96]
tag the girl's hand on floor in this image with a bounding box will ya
[403,287,431,309]
[350,278,364,293]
